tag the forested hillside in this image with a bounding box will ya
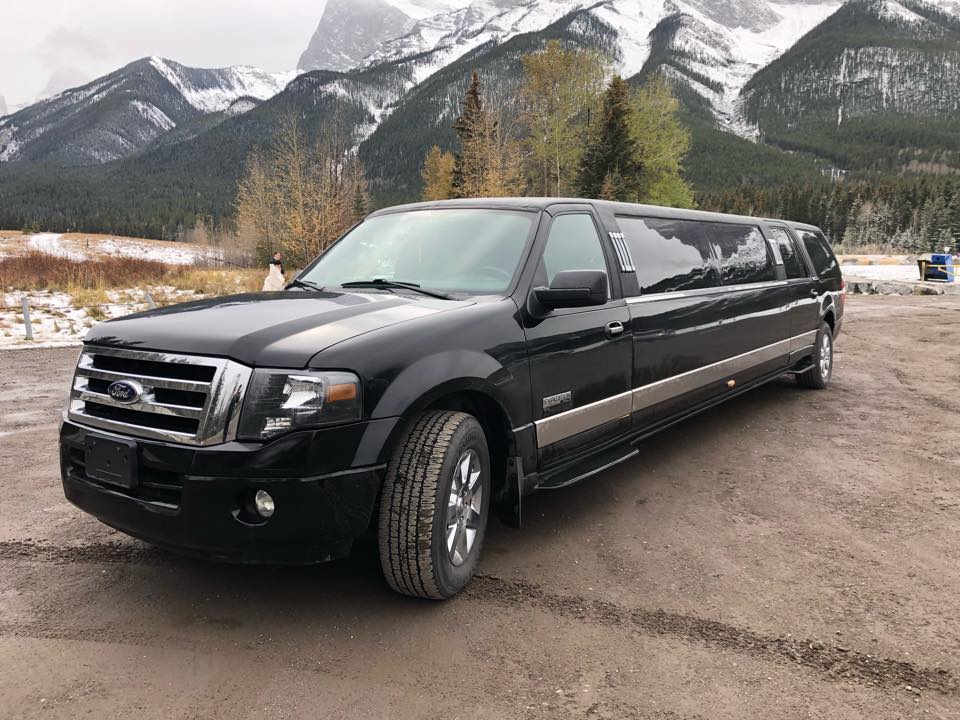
[742,0,960,171]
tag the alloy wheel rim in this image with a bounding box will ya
[820,333,832,379]
[446,449,483,567]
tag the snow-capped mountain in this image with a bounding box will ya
[0,57,293,165]
[0,95,7,118]
[291,0,847,137]
[300,0,958,138]
[2,0,959,186]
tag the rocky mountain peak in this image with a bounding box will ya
[298,0,414,72]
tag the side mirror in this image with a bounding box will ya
[533,270,608,310]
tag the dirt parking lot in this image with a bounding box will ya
[1,294,959,719]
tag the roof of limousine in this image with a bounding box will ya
[371,197,815,230]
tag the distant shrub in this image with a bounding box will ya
[0,251,174,292]
[0,251,267,299]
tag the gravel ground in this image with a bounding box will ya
[1,294,959,719]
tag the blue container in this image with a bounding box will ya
[925,253,955,282]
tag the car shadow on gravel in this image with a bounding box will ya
[492,377,803,546]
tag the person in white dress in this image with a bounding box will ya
[262,251,285,291]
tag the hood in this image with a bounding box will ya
[85,290,470,367]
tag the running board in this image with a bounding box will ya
[536,445,639,491]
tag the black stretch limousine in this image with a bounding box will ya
[61,199,844,599]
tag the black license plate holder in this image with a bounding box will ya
[85,435,138,489]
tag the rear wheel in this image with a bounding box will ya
[797,322,834,389]
[378,411,490,599]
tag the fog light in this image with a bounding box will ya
[254,490,275,519]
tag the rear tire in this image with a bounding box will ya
[378,411,490,599]
[797,322,834,389]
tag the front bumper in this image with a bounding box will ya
[60,417,398,564]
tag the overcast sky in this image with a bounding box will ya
[0,1,330,108]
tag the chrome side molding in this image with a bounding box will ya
[535,331,816,447]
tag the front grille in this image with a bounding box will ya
[68,346,252,446]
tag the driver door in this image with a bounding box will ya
[522,209,633,469]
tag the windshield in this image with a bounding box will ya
[298,209,537,295]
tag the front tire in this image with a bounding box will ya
[378,411,491,599]
[797,321,834,389]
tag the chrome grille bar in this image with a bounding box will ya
[75,387,206,419]
[76,364,212,393]
[67,347,252,446]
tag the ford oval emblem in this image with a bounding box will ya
[107,380,144,404]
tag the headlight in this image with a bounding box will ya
[238,369,362,441]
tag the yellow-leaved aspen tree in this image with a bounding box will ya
[520,41,609,196]
[421,146,456,200]
[629,78,695,208]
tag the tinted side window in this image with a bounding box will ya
[769,227,807,280]
[617,216,719,295]
[799,230,841,280]
[707,224,776,285]
[541,214,607,286]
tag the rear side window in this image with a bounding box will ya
[617,216,719,295]
[799,230,841,280]
[768,226,808,280]
[707,224,776,285]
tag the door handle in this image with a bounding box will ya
[606,321,625,338]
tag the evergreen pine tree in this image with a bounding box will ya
[948,188,960,251]
[576,76,641,201]
[451,71,486,199]
[351,181,369,223]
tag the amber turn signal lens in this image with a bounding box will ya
[727,379,737,388]
[327,382,358,402]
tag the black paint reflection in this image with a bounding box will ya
[708,224,776,285]
[617,217,719,294]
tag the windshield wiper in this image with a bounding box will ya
[286,278,325,292]
[340,279,454,300]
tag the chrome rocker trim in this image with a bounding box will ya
[535,330,818,447]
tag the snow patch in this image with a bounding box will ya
[148,57,294,114]
[0,287,201,349]
[877,0,928,24]
[842,264,928,283]
[225,98,259,117]
[20,233,221,265]
[130,100,176,131]
[28,234,85,261]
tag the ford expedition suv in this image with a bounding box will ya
[61,199,844,599]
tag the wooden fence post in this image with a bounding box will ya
[21,296,33,341]
[145,292,156,309]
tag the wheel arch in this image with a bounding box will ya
[822,305,836,334]
[376,377,522,527]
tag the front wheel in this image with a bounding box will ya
[797,322,834,389]
[378,411,491,599]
